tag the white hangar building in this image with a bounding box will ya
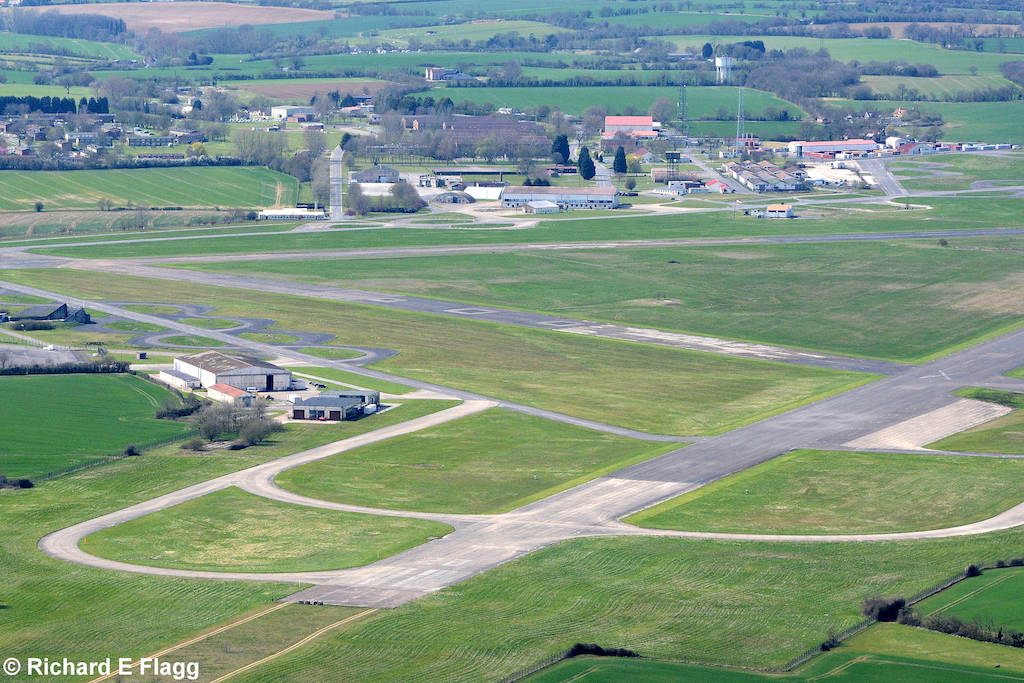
[160,351,292,392]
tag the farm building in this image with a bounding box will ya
[524,200,560,214]
[207,383,256,406]
[765,204,795,218]
[291,389,380,421]
[352,165,400,183]
[162,351,292,392]
[501,186,619,210]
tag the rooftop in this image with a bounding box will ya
[178,351,286,374]
[605,116,654,126]
[208,383,249,398]
[503,186,618,196]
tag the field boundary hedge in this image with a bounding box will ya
[494,562,1012,682]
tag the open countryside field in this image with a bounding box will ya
[524,623,1024,682]
[861,74,1016,97]
[0,32,138,60]
[0,373,194,479]
[429,85,803,118]
[1,269,871,436]
[224,531,1024,681]
[666,35,1014,75]
[234,78,393,101]
[46,2,336,32]
[628,449,1024,534]
[180,240,1024,362]
[276,409,678,514]
[37,195,1024,260]
[916,567,1024,630]
[379,20,562,45]
[836,99,1024,144]
[0,167,297,212]
[87,486,452,572]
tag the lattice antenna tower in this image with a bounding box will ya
[678,83,690,140]
[734,86,745,156]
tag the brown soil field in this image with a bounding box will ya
[237,80,393,100]
[46,2,336,33]
[847,22,1021,38]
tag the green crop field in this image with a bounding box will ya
[379,20,561,44]
[178,240,1024,362]
[224,531,1024,681]
[839,99,1024,144]
[429,85,803,118]
[861,74,1015,98]
[0,32,137,59]
[87,486,452,572]
[896,154,1024,191]
[0,374,194,479]
[276,409,678,514]
[0,167,297,212]
[917,567,1024,630]
[628,449,1024,534]
[2,269,871,436]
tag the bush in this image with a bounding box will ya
[0,475,34,489]
[820,628,841,651]
[896,606,921,626]
[1010,558,1024,567]
[861,596,906,622]
[565,643,639,659]
[179,437,207,451]
[997,559,1007,568]
[966,564,982,577]
[11,320,55,331]
[123,443,140,456]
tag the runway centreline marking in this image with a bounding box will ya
[84,602,289,683]
[206,609,377,683]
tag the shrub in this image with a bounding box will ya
[966,564,982,577]
[566,643,639,659]
[179,437,207,451]
[861,596,906,622]
[896,606,921,626]
[17,478,33,488]
[1010,558,1024,567]
[997,559,1007,568]
[11,321,55,331]
[820,629,841,651]
[123,443,140,456]
[238,417,283,446]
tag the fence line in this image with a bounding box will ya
[33,429,198,483]
[494,649,575,683]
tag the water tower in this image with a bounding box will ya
[715,56,734,84]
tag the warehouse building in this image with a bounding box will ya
[160,351,292,392]
[501,186,619,210]
[291,389,381,421]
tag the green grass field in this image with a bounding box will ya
[224,531,1024,681]
[35,195,1024,261]
[523,623,1024,682]
[276,409,678,514]
[236,332,302,344]
[379,20,560,44]
[929,388,1024,453]
[160,334,227,347]
[842,99,1024,144]
[628,449,1024,534]
[0,167,297,211]
[0,32,137,59]
[861,74,1015,97]
[296,346,362,360]
[177,317,240,328]
[0,374,194,479]
[103,321,167,332]
[897,154,1024,191]
[177,240,1024,362]
[87,486,452,572]
[2,268,872,436]
[120,304,184,315]
[916,567,1024,630]
[288,365,414,394]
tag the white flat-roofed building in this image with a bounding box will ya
[257,208,326,220]
[270,106,314,120]
[524,200,560,214]
[604,116,655,134]
[501,186,619,210]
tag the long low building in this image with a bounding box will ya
[291,389,381,421]
[500,186,619,210]
[788,139,880,157]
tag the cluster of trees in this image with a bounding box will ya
[0,94,89,115]
[3,9,126,41]
[346,181,426,215]
[193,400,283,447]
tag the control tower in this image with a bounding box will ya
[328,145,344,219]
[715,56,734,84]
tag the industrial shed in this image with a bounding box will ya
[500,186,619,210]
[169,351,292,392]
[352,165,400,183]
[291,389,380,421]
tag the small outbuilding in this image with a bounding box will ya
[524,200,560,214]
[207,383,255,406]
[765,204,795,218]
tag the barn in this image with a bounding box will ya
[164,351,292,392]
